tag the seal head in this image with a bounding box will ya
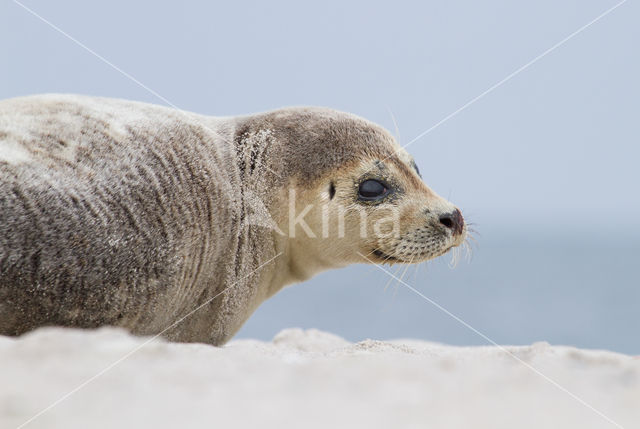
[234,107,466,286]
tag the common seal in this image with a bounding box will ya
[0,94,466,345]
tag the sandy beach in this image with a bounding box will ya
[1,327,638,429]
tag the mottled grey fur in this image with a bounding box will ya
[0,94,399,345]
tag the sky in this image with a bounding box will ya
[2,0,638,232]
[1,0,638,351]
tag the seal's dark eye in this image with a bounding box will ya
[358,179,388,201]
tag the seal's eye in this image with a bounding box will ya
[358,179,388,201]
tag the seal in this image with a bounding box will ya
[0,94,466,345]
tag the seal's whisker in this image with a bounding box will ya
[466,231,479,245]
[448,246,460,269]
[412,263,420,284]
[386,106,402,144]
[383,266,401,292]
[400,257,412,282]
[460,240,471,262]
[391,256,414,299]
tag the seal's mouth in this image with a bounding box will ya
[372,249,400,262]
[371,242,458,264]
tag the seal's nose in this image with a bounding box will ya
[439,209,464,236]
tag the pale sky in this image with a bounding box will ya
[2,0,638,232]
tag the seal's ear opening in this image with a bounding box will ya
[329,182,336,200]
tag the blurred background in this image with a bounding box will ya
[1,0,638,353]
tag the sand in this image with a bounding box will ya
[1,327,638,429]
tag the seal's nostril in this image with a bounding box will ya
[439,209,464,235]
[439,215,454,229]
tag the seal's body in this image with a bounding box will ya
[0,95,466,345]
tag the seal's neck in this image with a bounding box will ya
[266,233,338,298]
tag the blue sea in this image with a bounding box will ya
[237,227,640,355]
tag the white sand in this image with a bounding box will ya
[1,328,638,429]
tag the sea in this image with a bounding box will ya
[237,226,640,355]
